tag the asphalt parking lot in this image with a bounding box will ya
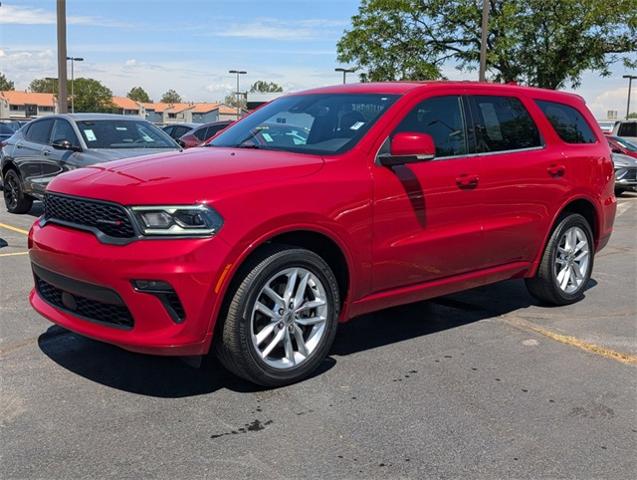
[1,195,636,480]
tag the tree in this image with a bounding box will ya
[29,77,57,93]
[127,86,151,103]
[160,89,182,103]
[0,72,15,90]
[249,80,284,93]
[628,112,637,119]
[337,0,637,89]
[223,93,246,110]
[70,78,115,113]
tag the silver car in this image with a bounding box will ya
[612,152,637,195]
[1,114,181,213]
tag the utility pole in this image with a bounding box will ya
[479,0,489,82]
[56,0,68,113]
[228,70,247,119]
[66,57,84,113]
[335,67,356,84]
[622,75,637,119]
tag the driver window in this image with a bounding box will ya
[394,96,467,157]
[51,119,80,147]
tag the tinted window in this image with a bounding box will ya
[617,122,637,138]
[394,96,467,157]
[75,120,177,149]
[536,100,597,144]
[210,94,398,155]
[172,126,190,138]
[0,124,14,135]
[204,124,226,140]
[468,96,541,152]
[193,126,209,141]
[51,120,79,146]
[25,119,54,144]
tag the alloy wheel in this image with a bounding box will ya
[554,226,590,294]
[250,267,328,370]
[4,175,19,211]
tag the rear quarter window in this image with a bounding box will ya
[536,100,597,144]
[617,123,637,138]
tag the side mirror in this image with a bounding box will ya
[379,132,435,167]
[52,139,81,152]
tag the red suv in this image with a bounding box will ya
[28,82,616,386]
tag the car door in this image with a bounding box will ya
[40,119,83,189]
[14,118,54,196]
[463,92,562,267]
[371,94,485,293]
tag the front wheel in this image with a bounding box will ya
[215,245,340,387]
[526,213,594,305]
[3,169,33,214]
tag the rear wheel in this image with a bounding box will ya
[526,213,594,305]
[614,187,626,196]
[215,245,340,387]
[3,169,33,214]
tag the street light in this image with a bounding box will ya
[66,56,83,113]
[228,69,247,119]
[479,0,489,82]
[622,74,637,119]
[335,67,356,84]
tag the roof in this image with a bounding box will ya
[111,96,142,110]
[217,104,238,115]
[143,102,194,113]
[43,113,151,121]
[191,102,220,113]
[0,90,56,107]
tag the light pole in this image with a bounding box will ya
[479,0,489,82]
[66,56,83,113]
[335,67,356,84]
[622,74,637,119]
[56,0,68,113]
[229,69,247,119]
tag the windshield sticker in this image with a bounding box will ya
[261,133,273,142]
[141,133,154,142]
[350,121,365,130]
[115,126,128,131]
[84,129,97,141]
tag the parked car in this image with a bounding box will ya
[1,114,180,213]
[612,152,637,195]
[0,120,26,143]
[607,135,637,159]
[179,120,232,148]
[612,119,637,142]
[162,123,197,141]
[597,120,615,134]
[28,82,615,386]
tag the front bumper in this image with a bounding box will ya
[29,221,232,356]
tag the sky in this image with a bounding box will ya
[0,0,634,119]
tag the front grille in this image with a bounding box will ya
[44,193,136,239]
[35,275,134,328]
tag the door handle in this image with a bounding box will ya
[42,149,51,156]
[456,174,479,189]
[547,164,566,177]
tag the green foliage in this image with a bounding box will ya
[223,93,246,110]
[127,86,152,103]
[29,77,58,93]
[160,89,182,103]
[249,81,284,93]
[70,78,116,113]
[337,0,637,88]
[627,112,637,119]
[0,72,15,90]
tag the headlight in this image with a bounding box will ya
[130,205,223,237]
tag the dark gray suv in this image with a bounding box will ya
[1,114,180,213]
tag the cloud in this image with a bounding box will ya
[0,4,133,27]
[212,18,347,40]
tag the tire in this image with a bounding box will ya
[615,187,626,197]
[215,245,340,387]
[3,169,33,214]
[525,213,594,306]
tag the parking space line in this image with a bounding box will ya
[501,317,637,366]
[0,223,29,235]
[0,251,29,257]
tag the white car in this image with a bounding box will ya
[612,152,637,195]
[612,120,637,142]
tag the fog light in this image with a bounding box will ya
[132,279,173,292]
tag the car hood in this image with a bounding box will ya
[85,147,180,162]
[47,147,324,205]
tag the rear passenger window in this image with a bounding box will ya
[536,100,597,144]
[467,96,541,153]
[193,127,208,141]
[394,96,467,157]
[617,122,637,138]
[25,119,54,145]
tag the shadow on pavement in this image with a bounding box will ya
[38,278,598,398]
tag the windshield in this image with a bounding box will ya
[615,136,637,152]
[209,93,399,155]
[76,120,178,149]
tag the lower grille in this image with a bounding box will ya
[35,274,134,329]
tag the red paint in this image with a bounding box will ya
[607,135,637,159]
[28,81,616,356]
